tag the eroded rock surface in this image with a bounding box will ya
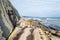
[0,0,60,40]
[0,27,6,40]
[8,18,60,40]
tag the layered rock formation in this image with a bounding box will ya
[0,0,60,40]
[0,0,20,39]
[8,18,60,40]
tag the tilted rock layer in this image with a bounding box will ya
[0,0,60,40]
[8,18,60,40]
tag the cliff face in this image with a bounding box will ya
[0,0,60,40]
[0,27,5,40]
[0,0,20,38]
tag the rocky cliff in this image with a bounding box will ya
[0,0,20,39]
[0,0,60,40]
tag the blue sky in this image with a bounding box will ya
[10,0,60,17]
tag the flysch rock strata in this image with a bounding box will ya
[8,18,60,40]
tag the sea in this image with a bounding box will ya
[23,16,60,27]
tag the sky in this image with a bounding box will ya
[10,0,60,17]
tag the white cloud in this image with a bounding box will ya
[10,0,60,17]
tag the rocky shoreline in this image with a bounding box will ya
[8,18,60,40]
[0,0,60,40]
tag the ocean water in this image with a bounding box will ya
[23,16,60,27]
[41,20,60,27]
[39,17,60,27]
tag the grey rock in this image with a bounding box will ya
[0,26,6,40]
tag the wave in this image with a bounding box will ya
[46,18,60,20]
[23,16,60,20]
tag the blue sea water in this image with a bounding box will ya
[41,20,60,27]
[23,16,60,27]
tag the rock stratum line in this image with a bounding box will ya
[0,0,60,40]
[8,18,60,40]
